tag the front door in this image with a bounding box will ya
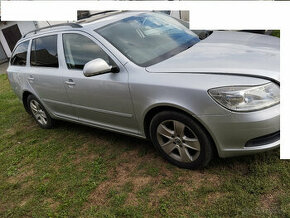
[60,32,138,134]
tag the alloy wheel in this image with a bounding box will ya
[29,100,48,125]
[156,120,201,163]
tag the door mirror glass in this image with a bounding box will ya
[83,58,112,77]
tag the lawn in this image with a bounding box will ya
[0,71,289,217]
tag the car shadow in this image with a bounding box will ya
[54,119,280,171]
[54,119,155,152]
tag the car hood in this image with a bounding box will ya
[146,31,280,82]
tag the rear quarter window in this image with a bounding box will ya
[30,35,59,68]
[10,40,29,66]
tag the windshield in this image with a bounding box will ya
[96,12,200,67]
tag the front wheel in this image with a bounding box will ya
[27,95,54,129]
[149,111,213,169]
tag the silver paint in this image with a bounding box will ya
[7,11,280,158]
[83,58,112,77]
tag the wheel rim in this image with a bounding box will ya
[156,120,201,163]
[30,100,48,125]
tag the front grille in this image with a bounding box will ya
[245,131,280,147]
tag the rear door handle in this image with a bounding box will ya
[65,79,75,86]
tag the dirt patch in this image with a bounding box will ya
[85,149,221,211]
[85,149,174,209]
[204,174,221,186]
[74,151,98,165]
[21,180,33,189]
[131,176,151,190]
[2,117,35,137]
[86,150,147,207]
[232,163,249,175]
[260,192,279,212]
[7,167,34,184]
[2,127,18,138]
[207,192,226,202]
[177,171,221,192]
[258,175,280,212]
[44,198,60,210]
[19,195,32,207]
[72,141,102,166]
[126,192,139,206]
[176,172,204,191]
[148,189,169,207]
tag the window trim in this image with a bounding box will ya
[60,31,119,71]
[30,34,59,68]
[10,40,30,67]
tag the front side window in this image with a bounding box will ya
[10,41,29,66]
[62,33,112,70]
[96,12,200,67]
[30,35,58,68]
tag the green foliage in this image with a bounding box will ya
[271,30,280,38]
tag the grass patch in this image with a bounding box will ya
[0,72,288,217]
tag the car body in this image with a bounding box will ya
[7,11,280,168]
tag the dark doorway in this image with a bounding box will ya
[2,24,22,52]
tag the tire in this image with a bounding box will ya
[27,95,54,129]
[149,111,213,169]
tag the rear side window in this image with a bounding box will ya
[10,41,29,66]
[62,33,112,70]
[31,35,58,68]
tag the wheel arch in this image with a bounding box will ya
[22,90,34,114]
[22,90,54,118]
[143,104,219,156]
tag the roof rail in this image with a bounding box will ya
[22,23,82,38]
[86,10,117,18]
[77,10,123,23]
[77,10,117,21]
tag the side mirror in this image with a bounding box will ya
[83,58,116,77]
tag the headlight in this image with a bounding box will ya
[208,82,280,112]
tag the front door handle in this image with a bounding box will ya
[28,75,34,82]
[65,79,75,86]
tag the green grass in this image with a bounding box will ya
[0,74,289,217]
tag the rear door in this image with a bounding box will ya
[29,34,76,119]
[7,40,30,98]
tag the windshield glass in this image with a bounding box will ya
[96,12,200,67]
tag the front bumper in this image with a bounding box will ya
[199,104,280,158]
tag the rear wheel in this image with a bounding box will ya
[149,111,213,169]
[27,95,54,129]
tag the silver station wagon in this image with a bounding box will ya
[7,11,280,169]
